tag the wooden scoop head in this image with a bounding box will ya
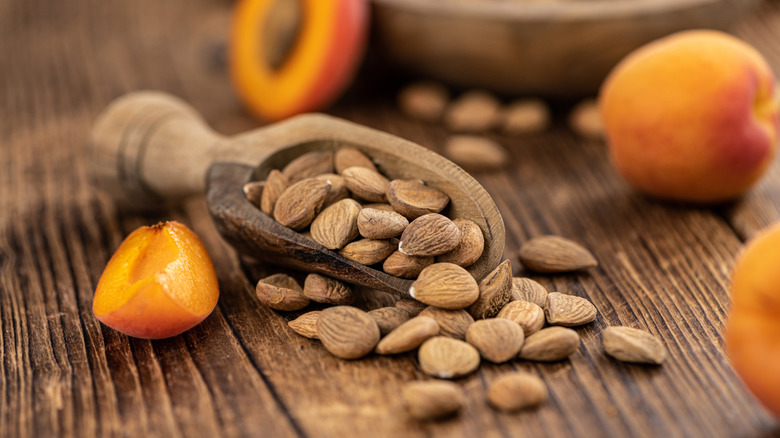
[90,92,505,296]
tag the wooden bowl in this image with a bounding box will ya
[370,0,761,96]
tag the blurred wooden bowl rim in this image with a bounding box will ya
[371,0,762,96]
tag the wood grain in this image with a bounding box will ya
[2,0,780,437]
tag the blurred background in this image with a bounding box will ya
[3,1,780,437]
[3,0,765,137]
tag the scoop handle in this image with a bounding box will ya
[88,91,271,208]
[89,92,235,208]
[89,91,381,209]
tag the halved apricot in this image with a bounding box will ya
[230,0,369,121]
[93,221,219,339]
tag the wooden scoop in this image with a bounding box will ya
[90,92,505,296]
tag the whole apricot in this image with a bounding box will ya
[599,30,778,202]
[93,221,219,339]
[726,222,780,416]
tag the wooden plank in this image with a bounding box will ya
[2,0,780,437]
[0,1,304,437]
[339,104,778,436]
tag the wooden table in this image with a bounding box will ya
[3,1,780,436]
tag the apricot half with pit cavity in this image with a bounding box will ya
[93,221,219,339]
[230,0,368,121]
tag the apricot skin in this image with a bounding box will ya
[599,30,778,203]
[727,223,780,417]
[93,221,219,339]
[230,0,368,121]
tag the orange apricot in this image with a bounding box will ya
[93,221,219,339]
[230,0,369,121]
[726,222,780,416]
[600,30,778,202]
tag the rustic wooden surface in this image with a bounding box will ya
[3,0,780,437]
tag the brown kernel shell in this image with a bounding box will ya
[397,81,450,123]
[400,214,461,257]
[418,307,474,340]
[288,311,322,339]
[339,238,396,265]
[303,273,354,305]
[443,135,508,171]
[383,251,434,279]
[518,326,580,362]
[368,307,412,336]
[418,336,480,379]
[335,148,377,174]
[518,235,597,273]
[342,166,390,203]
[410,263,479,309]
[314,173,350,208]
[256,274,308,311]
[375,316,439,355]
[545,292,597,327]
[402,380,464,421]
[273,178,331,230]
[468,259,513,319]
[281,151,334,183]
[386,179,449,219]
[500,99,551,135]
[511,277,549,308]
[310,198,362,250]
[243,180,265,209]
[317,306,380,360]
[444,90,501,132]
[260,169,289,216]
[603,326,666,365]
[466,318,524,363]
[488,373,548,411]
[357,208,409,240]
[497,300,546,336]
[437,218,485,268]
